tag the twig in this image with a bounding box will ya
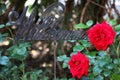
[90,0,106,10]
[80,0,91,23]
[53,40,58,80]
[106,0,113,19]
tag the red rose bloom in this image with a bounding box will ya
[68,52,89,79]
[87,21,116,50]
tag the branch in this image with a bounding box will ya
[90,0,106,10]
[80,0,91,23]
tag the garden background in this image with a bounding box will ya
[0,0,120,80]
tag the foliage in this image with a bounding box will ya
[8,42,30,61]
[74,20,93,30]
[0,23,43,80]
[58,19,120,79]
[1,19,120,79]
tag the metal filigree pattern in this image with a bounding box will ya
[9,2,87,41]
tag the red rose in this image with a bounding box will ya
[87,21,116,50]
[68,51,89,79]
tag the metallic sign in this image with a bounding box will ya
[9,2,87,41]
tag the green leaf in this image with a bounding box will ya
[110,74,120,80]
[93,66,102,76]
[103,70,111,77]
[89,73,94,79]
[113,59,119,64]
[88,51,97,57]
[0,56,9,66]
[0,24,5,28]
[98,51,106,57]
[0,3,6,15]
[27,70,42,80]
[79,40,91,47]
[116,31,120,35]
[88,56,95,65]
[30,73,37,80]
[10,47,28,60]
[6,22,11,26]
[106,64,115,69]
[94,75,103,80]
[73,43,84,51]
[109,19,117,26]
[82,76,90,80]
[57,55,69,68]
[115,24,120,31]
[19,42,30,48]
[21,74,27,80]
[62,62,68,68]
[74,23,89,29]
[19,64,25,71]
[86,20,93,26]
[104,56,112,63]
[97,59,107,67]
[68,40,76,43]
[11,66,18,71]
[57,55,67,62]
[8,42,30,61]
[35,70,42,75]
[27,70,42,75]
[70,51,77,56]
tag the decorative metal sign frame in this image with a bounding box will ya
[8,2,87,80]
[9,2,87,41]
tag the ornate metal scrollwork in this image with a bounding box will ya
[9,2,87,41]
